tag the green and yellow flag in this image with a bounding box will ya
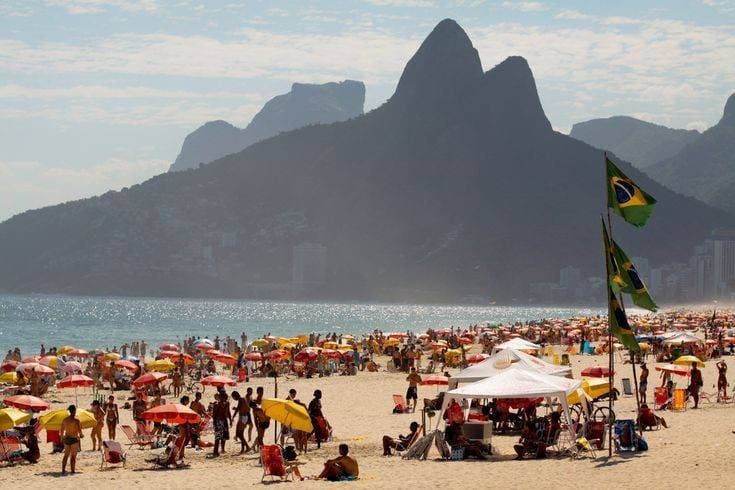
[606,156,656,227]
[602,218,626,293]
[608,283,640,351]
[611,238,658,312]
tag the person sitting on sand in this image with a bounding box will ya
[19,419,40,464]
[60,405,83,475]
[382,421,420,456]
[316,443,359,481]
[513,420,544,460]
[638,403,667,430]
[445,422,486,460]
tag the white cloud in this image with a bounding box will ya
[45,0,158,14]
[0,158,169,222]
[701,0,735,12]
[686,120,708,131]
[501,1,548,12]
[362,0,436,6]
[0,84,262,101]
[555,10,594,21]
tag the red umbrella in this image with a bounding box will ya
[200,375,237,387]
[581,366,614,378]
[293,350,317,362]
[245,352,262,361]
[1,360,19,372]
[214,354,237,366]
[458,337,473,345]
[160,343,179,352]
[321,349,342,359]
[115,359,138,371]
[4,394,50,411]
[141,404,201,425]
[467,354,489,364]
[655,364,690,376]
[263,349,288,359]
[17,362,55,375]
[67,348,89,358]
[420,375,450,386]
[133,372,168,387]
[206,350,224,358]
[62,361,84,373]
[58,375,94,388]
[159,350,179,359]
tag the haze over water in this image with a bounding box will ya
[0,294,605,355]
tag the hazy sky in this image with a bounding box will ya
[1,0,734,222]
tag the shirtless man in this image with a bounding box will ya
[639,363,649,404]
[90,400,105,451]
[230,391,251,453]
[717,360,728,401]
[60,405,83,474]
[317,444,359,481]
[244,387,255,442]
[212,392,230,457]
[405,367,422,412]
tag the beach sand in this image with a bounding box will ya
[3,351,733,489]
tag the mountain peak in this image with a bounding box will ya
[721,92,735,126]
[393,19,483,106]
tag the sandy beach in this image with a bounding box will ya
[3,347,733,489]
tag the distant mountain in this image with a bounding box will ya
[646,93,735,213]
[569,116,700,169]
[169,80,365,172]
[0,19,730,303]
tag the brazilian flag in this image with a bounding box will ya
[602,218,626,293]
[608,284,640,351]
[607,157,656,227]
[611,238,658,312]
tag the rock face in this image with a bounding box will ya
[169,80,365,172]
[0,19,730,302]
[569,116,700,169]
[646,93,735,213]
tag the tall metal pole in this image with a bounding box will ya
[604,151,615,458]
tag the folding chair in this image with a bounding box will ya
[121,424,156,449]
[260,445,293,482]
[101,440,127,469]
[396,425,423,457]
[392,394,408,413]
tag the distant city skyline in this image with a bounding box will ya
[1,0,734,221]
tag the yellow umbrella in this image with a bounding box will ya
[337,344,354,351]
[281,342,296,350]
[251,339,269,348]
[0,407,32,431]
[383,339,400,347]
[261,398,313,433]
[341,334,355,340]
[104,352,121,361]
[673,355,705,367]
[322,341,339,349]
[39,355,59,369]
[0,371,19,384]
[145,359,176,372]
[39,408,97,430]
[568,378,613,405]
[57,345,76,355]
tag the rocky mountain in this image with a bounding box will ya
[0,19,730,303]
[169,80,365,172]
[646,93,735,213]
[569,116,700,169]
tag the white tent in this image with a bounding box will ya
[662,332,702,345]
[449,348,571,388]
[491,338,542,354]
[441,368,582,440]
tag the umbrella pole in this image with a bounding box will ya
[274,374,278,444]
[630,350,642,437]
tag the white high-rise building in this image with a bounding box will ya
[711,229,735,297]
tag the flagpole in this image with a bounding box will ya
[606,209,614,458]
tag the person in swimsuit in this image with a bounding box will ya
[639,363,649,404]
[405,367,422,412]
[689,362,703,409]
[244,387,255,442]
[717,360,728,401]
[212,391,230,457]
[105,395,119,440]
[90,400,105,451]
[308,389,326,449]
[60,405,83,475]
[230,391,251,454]
[132,392,148,435]
[316,444,359,481]
[252,387,270,450]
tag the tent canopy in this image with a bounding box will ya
[446,368,581,399]
[450,348,571,388]
[491,338,541,354]
[662,332,702,345]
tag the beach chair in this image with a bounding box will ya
[148,435,187,469]
[392,395,408,414]
[260,445,293,482]
[396,425,423,457]
[622,378,633,396]
[100,440,127,469]
[654,387,671,411]
[0,436,22,465]
[613,420,638,453]
[121,424,156,449]
[672,388,687,411]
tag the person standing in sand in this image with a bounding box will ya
[60,405,83,475]
[689,362,703,409]
[639,363,649,404]
[230,391,251,454]
[406,367,422,412]
[105,395,119,440]
[716,360,728,401]
[90,400,105,451]
[212,391,231,457]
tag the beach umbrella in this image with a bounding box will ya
[321,349,342,359]
[21,356,39,363]
[0,407,32,431]
[0,371,19,384]
[322,341,339,350]
[17,362,55,375]
[200,375,237,388]
[39,355,59,369]
[388,333,408,339]
[57,346,76,355]
[171,353,195,365]
[133,372,168,387]
[458,337,473,345]
[581,367,614,378]
[4,395,50,411]
[467,354,489,364]
[145,359,176,372]
[67,348,89,358]
[39,408,96,431]
[205,350,224,358]
[62,361,83,373]
[655,364,691,376]
[261,398,313,433]
[160,343,179,352]
[214,354,237,366]
[420,375,450,386]
[251,339,269,348]
[88,349,104,356]
[263,349,288,360]
[1,360,19,372]
[673,355,705,367]
[193,339,214,350]
[141,404,201,425]
[245,352,263,362]
[114,359,137,371]
[103,352,121,361]
[159,350,179,359]
[58,374,95,405]
[293,350,317,362]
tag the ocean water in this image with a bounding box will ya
[0,294,605,355]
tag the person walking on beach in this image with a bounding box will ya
[689,362,703,409]
[105,395,119,440]
[90,400,105,451]
[230,391,251,454]
[717,360,728,401]
[406,367,422,412]
[309,389,326,449]
[639,363,649,404]
[212,391,230,457]
[60,405,83,475]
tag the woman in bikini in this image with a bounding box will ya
[105,395,119,440]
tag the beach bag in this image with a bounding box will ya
[282,445,297,461]
[637,437,648,451]
[450,446,464,460]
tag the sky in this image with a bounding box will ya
[1,0,734,222]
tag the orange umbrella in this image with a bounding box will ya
[206,350,224,358]
[214,354,236,366]
[163,352,195,365]
[58,374,95,404]
[420,375,450,386]
[245,352,262,361]
[115,359,138,371]
[132,372,168,387]
[141,404,201,425]
[200,375,237,387]
[17,362,54,375]
[67,348,89,358]
[160,343,179,352]
[263,349,288,359]
[4,394,50,411]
